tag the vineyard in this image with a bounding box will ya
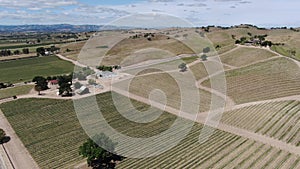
[203,57,300,104]
[1,92,299,168]
[114,72,220,112]
[220,46,277,67]
[221,101,300,146]
[0,98,88,168]
[189,62,209,80]
[117,122,300,169]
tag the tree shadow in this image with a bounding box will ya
[0,136,11,144]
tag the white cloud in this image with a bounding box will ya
[148,0,175,2]
[186,3,207,7]
[214,0,241,2]
[0,0,299,27]
[0,0,78,10]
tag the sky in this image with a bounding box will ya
[0,0,299,27]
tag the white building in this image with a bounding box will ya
[97,71,117,78]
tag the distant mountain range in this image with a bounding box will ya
[0,24,298,33]
[0,24,121,33]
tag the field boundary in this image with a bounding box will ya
[0,55,38,63]
[112,87,300,156]
[0,109,39,169]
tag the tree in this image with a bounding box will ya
[97,66,113,72]
[58,75,72,96]
[203,47,210,54]
[46,76,52,81]
[240,37,247,43]
[32,76,48,91]
[290,50,296,56]
[88,79,96,85]
[261,41,273,47]
[74,82,82,89]
[50,46,60,53]
[0,128,6,144]
[14,50,20,55]
[76,72,87,81]
[59,83,72,96]
[79,133,122,169]
[201,54,208,61]
[178,63,187,72]
[22,48,29,54]
[36,47,45,56]
[113,65,121,70]
[0,129,9,144]
[34,85,42,95]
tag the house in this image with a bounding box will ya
[77,86,89,95]
[49,80,58,85]
[94,84,104,89]
[97,71,117,79]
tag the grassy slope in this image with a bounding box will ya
[0,55,74,83]
[207,31,235,49]
[1,92,299,168]
[0,85,33,99]
[220,47,277,67]
[58,41,86,61]
[116,72,223,112]
[103,35,195,66]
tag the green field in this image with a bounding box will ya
[1,92,299,168]
[0,85,33,99]
[0,55,74,83]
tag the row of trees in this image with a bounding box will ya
[178,47,210,72]
[36,46,60,56]
[97,65,121,72]
[0,48,29,57]
[235,34,274,47]
[0,82,13,89]
[32,74,72,96]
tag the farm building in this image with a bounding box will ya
[94,84,104,89]
[97,71,117,78]
[76,86,89,95]
[49,80,58,85]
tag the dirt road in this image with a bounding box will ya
[0,48,299,168]
[112,86,300,156]
[0,109,39,169]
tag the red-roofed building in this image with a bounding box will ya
[50,80,58,85]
